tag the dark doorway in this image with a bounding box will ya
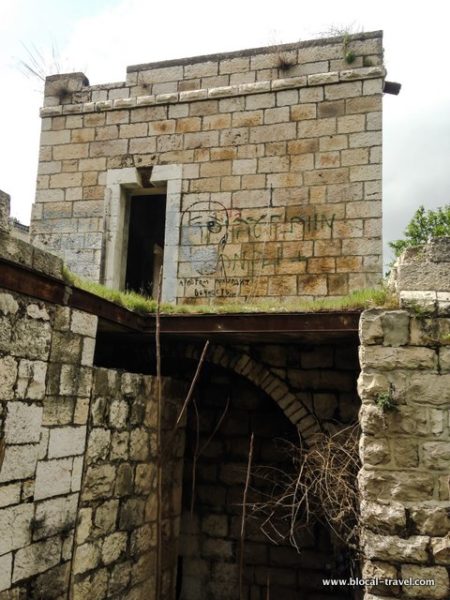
[125,194,166,297]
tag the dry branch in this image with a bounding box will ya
[239,432,254,600]
[248,425,361,554]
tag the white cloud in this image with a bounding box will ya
[1,0,449,260]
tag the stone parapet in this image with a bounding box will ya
[358,307,450,600]
[40,66,386,118]
[41,32,383,108]
[389,238,450,315]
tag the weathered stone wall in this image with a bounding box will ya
[0,286,184,599]
[0,286,97,598]
[71,368,185,600]
[358,308,450,599]
[31,31,384,303]
[0,215,185,599]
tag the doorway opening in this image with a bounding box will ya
[125,193,166,297]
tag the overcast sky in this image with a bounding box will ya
[1,0,449,266]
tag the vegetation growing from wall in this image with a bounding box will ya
[63,266,397,314]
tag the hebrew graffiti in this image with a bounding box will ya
[179,201,337,298]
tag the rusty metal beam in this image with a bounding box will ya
[0,256,361,340]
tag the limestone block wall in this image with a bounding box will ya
[358,309,450,599]
[0,286,185,600]
[0,287,98,598]
[71,368,185,600]
[31,31,384,304]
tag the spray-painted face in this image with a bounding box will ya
[180,201,229,276]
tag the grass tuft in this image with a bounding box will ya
[62,265,397,315]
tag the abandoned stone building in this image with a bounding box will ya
[0,30,449,600]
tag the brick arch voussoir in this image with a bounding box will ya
[165,342,321,445]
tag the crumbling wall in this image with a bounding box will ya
[358,308,450,599]
[0,287,97,598]
[71,368,185,600]
[0,211,185,600]
[0,287,184,600]
[31,31,384,303]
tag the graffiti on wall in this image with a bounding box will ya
[178,200,336,298]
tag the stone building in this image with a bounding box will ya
[0,30,449,600]
[31,31,385,304]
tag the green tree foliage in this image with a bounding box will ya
[389,205,450,258]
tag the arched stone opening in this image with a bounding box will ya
[174,360,358,600]
[93,335,362,598]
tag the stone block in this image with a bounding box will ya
[29,562,70,599]
[119,498,145,530]
[0,444,39,483]
[110,431,129,460]
[115,463,134,497]
[70,311,98,337]
[102,531,127,565]
[109,399,129,429]
[0,356,17,400]
[81,337,96,367]
[34,457,73,499]
[404,373,450,406]
[71,568,108,600]
[0,553,12,592]
[34,493,78,540]
[26,304,50,322]
[393,439,419,468]
[108,560,131,595]
[362,560,399,595]
[74,398,90,425]
[76,507,92,545]
[360,500,406,534]
[360,436,390,466]
[10,317,51,360]
[357,372,389,402]
[82,464,116,501]
[439,346,450,371]
[359,346,437,370]
[422,442,450,469]
[359,468,434,502]
[363,531,429,563]
[431,536,450,565]
[400,565,449,598]
[0,483,21,508]
[86,428,111,463]
[380,311,410,346]
[73,541,102,574]
[0,294,18,316]
[410,507,450,536]
[0,503,33,554]
[93,499,118,536]
[135,463,156,494]
[4,402,43,444]
[129,428,150,461]
[12,536,61,583]
[48,426,87,458]
[50,331,81,363]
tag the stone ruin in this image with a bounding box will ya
[0,30,449,600]
[31,31,385,304]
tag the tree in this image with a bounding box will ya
[389,205,450,258]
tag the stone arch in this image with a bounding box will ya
[164,342,321,444]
